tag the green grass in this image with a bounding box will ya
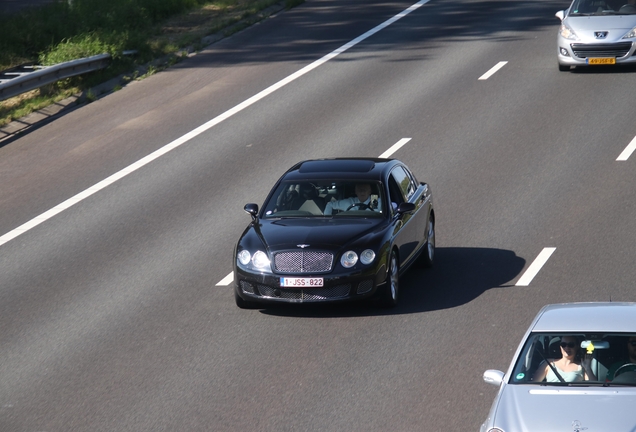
[0,0,303,128]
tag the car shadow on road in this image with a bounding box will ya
[566,64,636,74]
[258,247,526,318]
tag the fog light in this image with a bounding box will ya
[559,47,570,57]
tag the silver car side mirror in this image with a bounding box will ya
[483,369,505,386]
[555,10,564,20]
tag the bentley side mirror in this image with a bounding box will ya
[397,202,415,214]
[244,203,259,221]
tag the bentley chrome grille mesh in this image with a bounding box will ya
[356,280,373,294]
[274,251,333,273]
[258,284,350,300]
[240,280,255,294]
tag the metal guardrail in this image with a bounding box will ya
[0,53,111,102]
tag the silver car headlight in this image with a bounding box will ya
[341,251,358,268]
[252,250,271,270]
[237,250,251,265]
[237,250,272,272]
[622,26,636,39]
[360,249,376,265]
[559,22,579,40]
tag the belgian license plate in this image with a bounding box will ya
[280,277,324,287]
[587,57,615,65]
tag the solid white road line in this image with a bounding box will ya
[379,138,411,158]
[617,135,636,161]
[478,61,508,80]
[516,247,556,286]
[0,0,430,249]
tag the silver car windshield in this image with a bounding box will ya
[262,180,386,218]
[510,333,636,386]
[569,0,636,15]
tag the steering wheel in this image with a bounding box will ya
[614,363,636,378]
[346,203,372,211]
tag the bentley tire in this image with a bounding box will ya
[420,217,435,268]
[380,250,399,308]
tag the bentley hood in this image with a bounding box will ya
[249,217,384,251]
[491,384,636,431]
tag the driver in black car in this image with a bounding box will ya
[324,183,380,215]
[606,336,636,381]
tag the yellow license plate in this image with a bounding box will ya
[587,57,616,65]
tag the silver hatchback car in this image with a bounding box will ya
[481,302,636,432]
[556,0,636,71]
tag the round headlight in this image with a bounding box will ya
[360,249,375,265]
[252,250,271,270]
[237,250,251,266]
[341,251,358,268]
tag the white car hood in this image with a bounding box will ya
[491,384,636,431]
[565,15,636,32]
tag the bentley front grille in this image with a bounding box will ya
[571,42,632,58]
[274,251,333,273]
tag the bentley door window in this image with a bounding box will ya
[390,166,416,201]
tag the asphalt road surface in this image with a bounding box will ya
[2,0,636,431]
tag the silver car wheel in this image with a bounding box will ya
[389,252,398,301]
[420,218,435,268]
[427,219,435,262]
[380,250,399,308]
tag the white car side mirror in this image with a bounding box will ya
[483,369,505,386]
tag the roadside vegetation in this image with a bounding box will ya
[0,0,303,128]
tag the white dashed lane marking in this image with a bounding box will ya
[617,135,636,161]
[478,61,508,80]
[379,138,411,158]
[516,247,556,286]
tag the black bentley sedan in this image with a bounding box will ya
[233,158,435,308]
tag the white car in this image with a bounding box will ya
[481,302,636,432]
[556,0,636,71]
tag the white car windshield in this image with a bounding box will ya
[570,0,636,15]
[510,333,636,386]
